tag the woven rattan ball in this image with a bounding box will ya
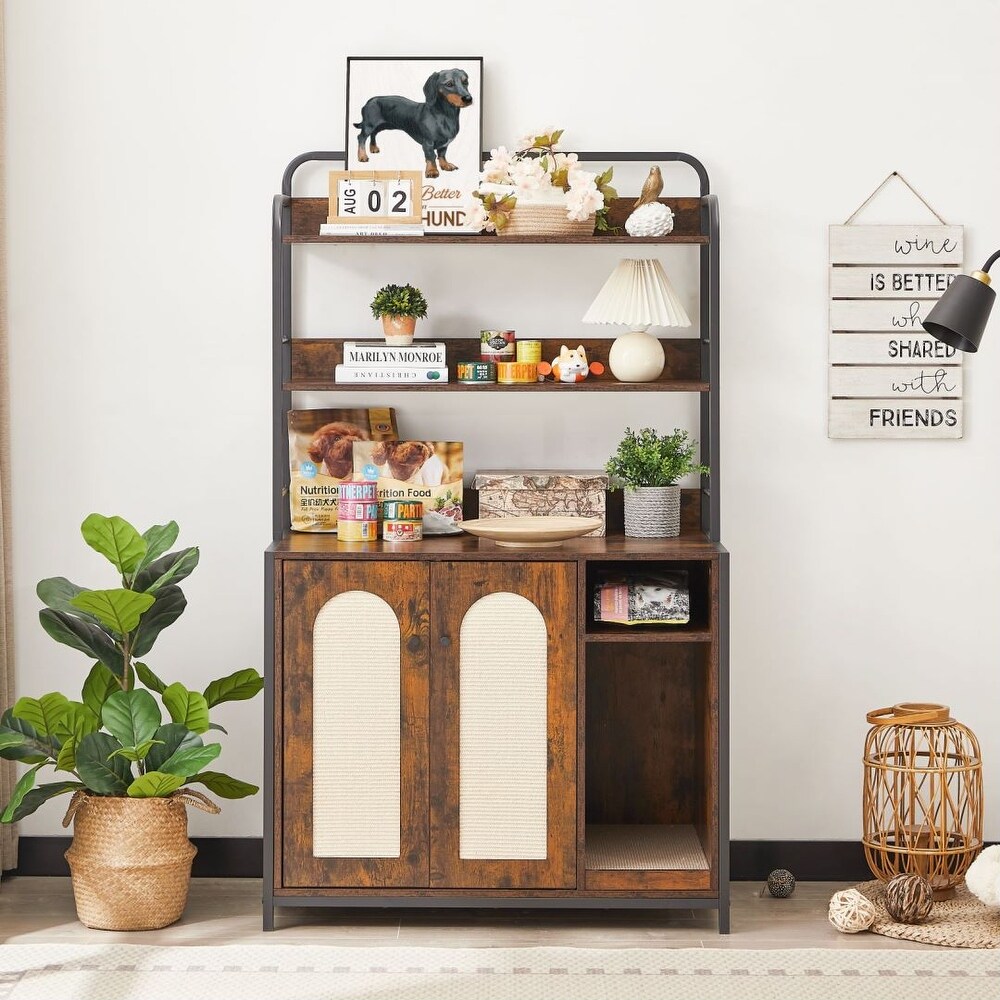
[828,889,876,933]
[767,869,796,898]
[885,873,934,924]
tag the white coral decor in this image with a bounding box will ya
[965,845,1000,908]
[626,202,675,238]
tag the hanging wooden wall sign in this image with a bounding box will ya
[828,174,964,439]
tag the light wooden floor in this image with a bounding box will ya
[0,878,940,949]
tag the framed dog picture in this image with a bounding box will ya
[346,57,483,234]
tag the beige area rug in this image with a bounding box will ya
[0,944,996,1000]
[857,881,1000,949]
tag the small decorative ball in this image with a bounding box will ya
[884,873,934,924]
[625,201,675,238]
[828,888,876,933]
[965,845,1000,908]
[767,869,796,898]
[608,331,665,382]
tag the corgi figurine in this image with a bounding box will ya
[538,345,605,383]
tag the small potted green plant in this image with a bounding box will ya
[370,283,428,345]
[606,427,709,537]
[0,514,262,931]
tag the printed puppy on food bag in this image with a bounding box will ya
[354,441,464,534]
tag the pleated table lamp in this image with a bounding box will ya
[582,259,690,382]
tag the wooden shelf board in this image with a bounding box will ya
[269,532,726,561]
[285,233,709,245]
[285,379,709,393]
[584,626,713,643]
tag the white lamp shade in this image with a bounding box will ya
[582,258,691,328]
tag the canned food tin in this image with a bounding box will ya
[337,519,379,542]
[457,360,497,384]
[382,500,424,521]
[497,361,539,384]
[516,340,542,363]
[480,330,516,362]
[338,481,378,501]
[337,500,381,521]
[383,519,423,542]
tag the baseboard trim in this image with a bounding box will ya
[12,837,875,882]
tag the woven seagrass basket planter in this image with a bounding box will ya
[499,203,594,238]
[623,485,681,538]
[63,792,203,931]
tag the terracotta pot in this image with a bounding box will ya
[381,314,417,346]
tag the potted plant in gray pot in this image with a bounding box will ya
[370,282,428,346]
[0,514,262,931]
[606,427,709,537]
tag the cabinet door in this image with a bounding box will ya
[281,560,429,887]
[430,561,577,888]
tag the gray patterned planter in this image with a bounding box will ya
[623,486,681,538]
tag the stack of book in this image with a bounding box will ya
[335,341,449,384]
[320,222,424,237]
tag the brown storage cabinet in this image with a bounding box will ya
[265,150,729,930]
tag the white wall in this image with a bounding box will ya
[6,0,998,840]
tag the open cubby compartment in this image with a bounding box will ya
[584,641,716,891]
[585,560,712,639]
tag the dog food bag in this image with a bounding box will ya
[353,440,463,535]
[592,572,690,625]
[288,408,398,532]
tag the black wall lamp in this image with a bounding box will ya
[922,250,1000,352]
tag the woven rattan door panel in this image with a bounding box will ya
[281,561,429,888]
[429,562,577,889]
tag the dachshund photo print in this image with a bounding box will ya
[346,57,483,233]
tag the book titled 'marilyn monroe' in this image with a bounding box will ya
[342,342,447,367]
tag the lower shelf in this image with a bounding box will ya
[585,824,713,892]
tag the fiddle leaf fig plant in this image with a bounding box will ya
[0,514,262,823]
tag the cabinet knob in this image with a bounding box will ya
[407,635,422,653]
[439,635,451,647]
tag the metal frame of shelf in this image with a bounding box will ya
[265,150,728,932]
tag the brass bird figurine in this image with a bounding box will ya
[634,166,664,208]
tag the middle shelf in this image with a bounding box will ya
[284,337,708,392]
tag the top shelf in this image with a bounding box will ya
[283,197,709,245]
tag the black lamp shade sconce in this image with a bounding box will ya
[922,249,1000,353]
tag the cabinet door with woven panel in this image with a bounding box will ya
[429,561,577,889]
[281,560,429,887]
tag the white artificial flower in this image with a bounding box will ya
[515,127,558,151]
[481,146,514,183]
[565,184,605,221]
[465,199,492,233]
[509,156,552,193]
[567,167,597,190]
[553,152,579,172]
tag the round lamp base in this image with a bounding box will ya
[608,331,665,382]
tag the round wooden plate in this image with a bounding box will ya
[459,515,603,548]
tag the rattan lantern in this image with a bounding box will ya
[862,703,983,899]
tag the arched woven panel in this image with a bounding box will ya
[312,591,400,858]
[460,592,547,860]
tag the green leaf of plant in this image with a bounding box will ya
[0,711,53,762]
[207,722,228,735]
[4,781,83,823]
[52,702,100,743]
[134,662,167,694]
[1,763,45,823]
[134,547,199,595]
[81,662,120,718]
[145,724,202,771]
[108,738,163,763]
[75,732,132,794]
[80,513,147,575]
[127,771,185,798]
[0,730,25,752]
[69,589,155,636]
[203,668,264,708]
[161,684,210,734]
[39,610,124,678]
[12,693,70,738]
[136,522,180,571]
[101,689,161,749]
[158,742,221,778]
[36,577,97,620]
[130,586,186,658]
[185,771,259,799]
[55,737,77,772]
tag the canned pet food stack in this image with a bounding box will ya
[382,501,424,541]
[337,481,379,541]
